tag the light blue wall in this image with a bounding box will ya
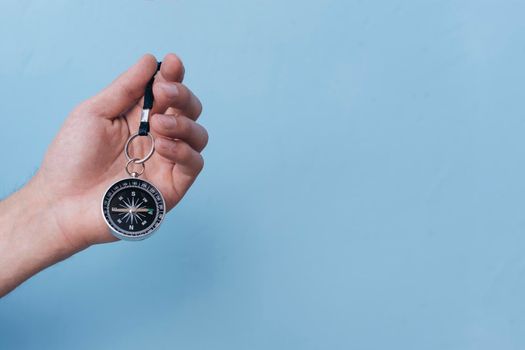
[2,0,525,349]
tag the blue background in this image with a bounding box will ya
[1,0,525,349]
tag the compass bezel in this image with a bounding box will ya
[101,178,166,241]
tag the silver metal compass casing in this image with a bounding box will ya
[101,177,166,241]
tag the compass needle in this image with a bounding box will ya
[122,212,131,223]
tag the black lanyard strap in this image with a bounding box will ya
[138,61,162,136]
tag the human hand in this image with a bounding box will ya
[27,53,208,249]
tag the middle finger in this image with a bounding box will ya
[152,81,203,120]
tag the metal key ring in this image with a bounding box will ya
[125,132,155,164]
[126,158,146,177]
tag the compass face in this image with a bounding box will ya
[101,178,165,240]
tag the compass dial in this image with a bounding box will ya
[101,178,165,240]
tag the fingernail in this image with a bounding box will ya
[162,82,179,97]
[158,114,176,128]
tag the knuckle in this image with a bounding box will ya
[176,142,192,160]
[152,83,164,98]
[157,138,171,153]
[195,154,205,173]
[178,84,191,108]
[176,116,192,135]
[193,96,203,117]
[201,127,209,149]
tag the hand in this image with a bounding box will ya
[27,53,208,249]
[0,53,207,296]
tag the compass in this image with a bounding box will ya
[101,178,165,240]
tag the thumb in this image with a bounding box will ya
[87,54,158,118]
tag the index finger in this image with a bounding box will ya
[159,53,185,83]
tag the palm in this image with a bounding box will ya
[33,54,205,246]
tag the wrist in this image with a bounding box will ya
[24,176,94,252]
[0,180,89,296]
